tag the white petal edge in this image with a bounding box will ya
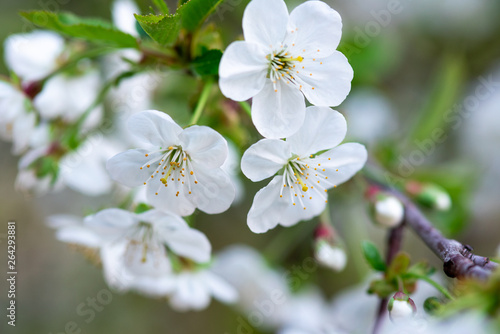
[287,106,347,157]
[285,1,343,58]
[190,164,235,215]
[313,143,368,188]
[219,41,268,101]
[180,125,228,169]
[242,0,289,47]
[297,51,353,107]
[247,176,289,233]
[241,138,290,182]
[106,149,161,188]
[127,110,182,149]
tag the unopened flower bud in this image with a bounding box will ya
[374,195,404,228]
[314,239,347,272]
[314,224,346,272]
[406,182,451,211]
[388,292,417,321]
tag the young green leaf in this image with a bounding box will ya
[20,11,138,48]
[134,13,181,46]
[178,0,224,31]
[361,241,387,272]
[368,279,396,298]
[191,49,222,77]
[152,0,169,14]
[387,251,411,279]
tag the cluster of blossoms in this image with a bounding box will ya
[1,0,369,315]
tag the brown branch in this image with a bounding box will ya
[400,197,497,280]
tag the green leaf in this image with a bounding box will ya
[152,0,169,14]
[361,241,387,272]
[20,11,138,48]
[178,0,224,31]
[134,203,153,214]
[387,252,411,279]
[368,279,396,298]
[408,261,435,277]
[134,13,181,45]
[191,49,222,77]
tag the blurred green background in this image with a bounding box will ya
[1,0,500,333]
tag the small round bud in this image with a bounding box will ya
[406,182,452,211]
[388,292,417,321]
[374,195,404,228]
[423,297,441,315]
[314,240,347,272]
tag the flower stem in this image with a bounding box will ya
[238,101,252,117]
[403,272,455,300]
[189,79,214,125]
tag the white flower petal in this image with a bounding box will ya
[179,125,228,169]
[241,138,291,182]
[297,51,353,107]
[242,0,289,47]
[4,31,64,81]
[46,214,82,229]
[18,145,49,169]
[285,1,342,58]
[0,81,26,124]
[278,185,327,227]
[219,41,268,101]
[12,112,36,155]
[100,240,172,295]
[55,226,102,248]
[287,106,347,157]
[127,110,182,149]
[146,177,197,216]
[190,164,235,215]
[61,154,113,196]
[204,271,238,304]
[35,70,101,121]
[252,80,306,139]
[47,214,101,248]
[247,176,289,233]
[84,208,137,238]
[106,148,161,187]
[313,143,367,187]
[164,228,211,263]
[137,209,183,225]
[169,273,211,311]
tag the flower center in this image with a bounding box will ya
[279,156,337,210]
[139,145,198,196]
[125,222,161,264]
[267,48,303,89]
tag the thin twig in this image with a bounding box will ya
[372,224,405,334]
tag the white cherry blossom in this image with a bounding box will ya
[0,81,42,155]
[106,110,235,216]
[4,30,64,82]
[34,68,102,123]
[84,208,211,295]
[219,0,353,138]
[16,136,119,196]
[241,106,366,233]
